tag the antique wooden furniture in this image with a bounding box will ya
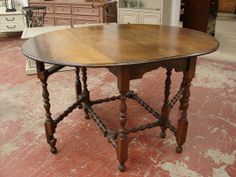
[22,24,219,171]
[28,0,117,26]
[183,0,218,36]
[21,25,71,74]
[0,7,25,32]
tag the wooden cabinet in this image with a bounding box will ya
[28,0,117,26]
[55,16,71,26]
[183,0,218,36]
[218,0,236,13]
[0,7,25,33]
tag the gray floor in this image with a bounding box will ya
[204,13,236,63]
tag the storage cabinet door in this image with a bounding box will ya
[119,10,139,24]
[72,17,100,25]
[55,16,71,26]
[72,6,100,16]
[44,15,55,26]
[54,5,71,14]
[139,12,161,25]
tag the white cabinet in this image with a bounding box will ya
[0,7,25,33]
[139,11,161,25]
[119,8,161,25]
[119,9,139,24]
[117,0,180,26]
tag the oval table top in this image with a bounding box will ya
[22,24,219,67]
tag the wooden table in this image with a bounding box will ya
[21,24,219,171]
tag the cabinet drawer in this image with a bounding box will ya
[44,16,55,26]
[72,17,100,25]
[119,10,139,24]
[72,6,100,16]
[30,4,54,14]
[139,12,161,25]
[0,22,25,32]
[55,16,71,26]
[54,5,71,14]
[0,15,24,24]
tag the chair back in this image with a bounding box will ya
[22,6,47,27]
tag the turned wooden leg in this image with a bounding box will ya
[81,67,90,119]
[75,67,82,109]
[116,67,129,172]
[176,57,196,153]
[179,79,185,110]
[160,68,172,138]
[36,62,57,154]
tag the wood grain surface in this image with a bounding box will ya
[22,24,219,67]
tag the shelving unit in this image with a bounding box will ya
[118,0,163,24]
[117,0,181,26]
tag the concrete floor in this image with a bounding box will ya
[0,17,236,177]
[205,13,236,63]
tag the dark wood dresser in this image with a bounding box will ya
[28,0,117,26]
[183,0,218,36]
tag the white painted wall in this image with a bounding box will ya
[15,0,28,8]
[162,0,181,26]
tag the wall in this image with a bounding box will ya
[162,0,181,26]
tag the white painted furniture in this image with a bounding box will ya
[117,0,181,26]
[0,7,25,32]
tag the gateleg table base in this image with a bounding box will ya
[35,56,196,171]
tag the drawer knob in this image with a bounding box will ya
[6,17,15,21]
[7,25,16,29]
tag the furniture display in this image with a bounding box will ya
[183,0,218,36]
[0,7,25,32]
[21,24,219,171]
[117,0,179,25]
[28,0,117,26]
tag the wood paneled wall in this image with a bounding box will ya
[218,0,236,12]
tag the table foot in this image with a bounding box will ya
[160,130,166,139]
[118,163,126,172]
[84,108,90,119]
[50,145,58,154]
[116,135,128,172]
[176,145,183,153]
[46,135,57,154]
